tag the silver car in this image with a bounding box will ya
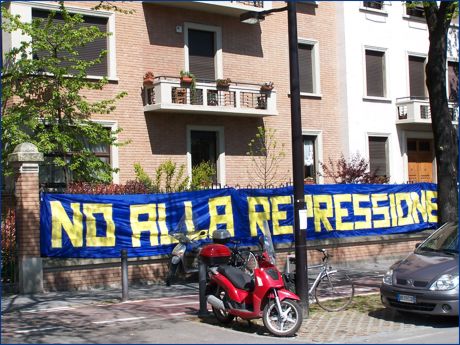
[380,222,458,316]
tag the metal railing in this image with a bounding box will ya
[363,1,384,10]
[396,97,459,123]
[232,1,264,8]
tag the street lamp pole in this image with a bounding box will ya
[286,1,308,317]
[241,2,308,317]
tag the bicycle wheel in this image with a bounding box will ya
[314,271,354,311]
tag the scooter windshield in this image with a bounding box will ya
[170,211,208,243]
[262,221,276,265]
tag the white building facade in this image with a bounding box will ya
[337,1,458,183]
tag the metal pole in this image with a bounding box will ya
[287,1,308,318]
[121,249,129,302]
[197,259,209,316]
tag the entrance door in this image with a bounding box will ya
[407,139,433,182]
[191,130,218,183]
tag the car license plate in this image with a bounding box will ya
[397,294,416,304]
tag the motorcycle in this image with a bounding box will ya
[165,229,207,286]
[200,222,303,337]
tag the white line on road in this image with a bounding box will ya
[121,294,198,304]
[92,317,147,324]
[169,312,186,316]
[15,327,62,334]
[394,332,446,342]
[159,301,199,307]
[22,306,75,313]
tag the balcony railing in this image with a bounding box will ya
[396,97,459,125]
[143,76,277,117]
[148,1,269,16]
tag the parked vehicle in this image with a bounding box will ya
[200,222,303,337]
[165,229,207,286]
[380,222,458,316]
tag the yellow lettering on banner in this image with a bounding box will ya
[395,193,415,226]
[304,195,313,218]
[209,196,235,236]
[272,196,293,235]
[184,201,195,232]
[248,197,270,237]
[410,191,427,223]
[51,201,83,248]
[426,190,438,223]
[130,204,159,247]
[313,195,333,232]
[157,203,173,245]
[371,194,390,229]
[353,194,372,230]
[389,193,398,227]
[333,194,353,231]
[83,204,116,247]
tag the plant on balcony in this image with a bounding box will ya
[260,81,274,92]
[143,71,155,85]
[216,78,231,88]
[179,70,196,90]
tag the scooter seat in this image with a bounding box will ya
[217,265,254,291]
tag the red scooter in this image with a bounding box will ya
[200,222,303,337]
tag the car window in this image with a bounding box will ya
[416,222,458,255]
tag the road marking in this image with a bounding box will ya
[169,312,186,316]
[159,301,199,307]
[92,317,147,324]
[394,332,445,342]
[121,294,198,304]
[22,306,75,313]
[15,327,62,334]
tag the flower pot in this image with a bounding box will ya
[143,72,154,85]
[181,76,193,84]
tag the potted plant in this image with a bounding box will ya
[180,70,196,86]
[143,71,155,85]
[216,78,231,88]
[260,81,274,92]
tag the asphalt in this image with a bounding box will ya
[2,259,458,344]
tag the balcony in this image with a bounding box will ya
[143,76,277,117]
[147,1,269,17]
[396,97,458,127]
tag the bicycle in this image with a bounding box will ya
[283,248,355,312]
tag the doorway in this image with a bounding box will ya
[407,139,433,183]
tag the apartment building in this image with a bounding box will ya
[337,1,459,183]
[3,1,344,187]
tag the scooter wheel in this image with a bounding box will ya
[165,263,179,286]
[262,299,303,337]
[212,288,235,324]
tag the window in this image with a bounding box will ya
[448,61,458,102]
[303,136,316,182]
[368,136,388,177]
[298,41,319,94]
[188,29,215,80]
[406,1,424,18]
[365,50,386,97]
[408,55,426,98]
[40,131,112,187]
[363,1,384,10]
[187,126,225,186]
[32,9,109,76]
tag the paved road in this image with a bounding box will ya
[2,294,305,344]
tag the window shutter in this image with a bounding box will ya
[299,44,313,93]
[365,50,385,97]
[32,9,108,76]
[409,56,426,98]
[188,29,215,80]
[448,61,458,101]
[369,137,387,177]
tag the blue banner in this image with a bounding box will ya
[40,183,438,258]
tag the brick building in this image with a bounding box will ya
[3,1,343,187]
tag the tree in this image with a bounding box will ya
[421,1,458,223]
[246,126,286,188]
[319,153,389,184]
[1,2,127,184]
